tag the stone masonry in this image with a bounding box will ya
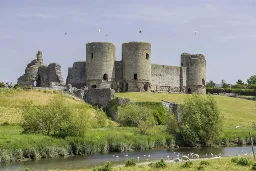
[17,51,64,88]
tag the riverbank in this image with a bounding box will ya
[50,156,256,171]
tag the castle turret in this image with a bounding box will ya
[122,42,151,92]
[86,42,116,89]
[181,53,206,94]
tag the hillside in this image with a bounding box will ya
[116,92,256,129]
[0,89,104,125]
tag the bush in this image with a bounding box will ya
[125,158,136,167]
[252,163,256,170]
[117,104,155,133]
[13,84,20,89]
[93,162,112,171]
[23,85,32,90]
[148,159,166,169]
[0,82,5,88]
[21,94,87,138]
[181,161,193,168]
[231,157,252,166]
[207,88,256,96]
[200,160,210,166]
[178,94,223,146]
[166,111,179,134]
[237,157,252,166]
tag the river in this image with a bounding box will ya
[1,146,254,171]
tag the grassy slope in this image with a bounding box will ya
[55,157,256,171]
[116,92,256,130]
[0,89,96,124]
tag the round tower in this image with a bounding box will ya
[86,42,116,89]
[181,53,206,94]
[122,42,151,92]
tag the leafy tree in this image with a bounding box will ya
[206,80,216,88]
[247,75,256,85]
[236,79,244,85]
[221,80,230,88]
[179,94,223,146]
[0,82,5,88]
[117,104,155,133]
[21,94,87,138]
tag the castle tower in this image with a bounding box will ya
[86,42,116,89]
[181,53,206,94]
[122,42,151,92]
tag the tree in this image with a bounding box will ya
[247,75,256,85]
[236,79,244,85]
[221,80,230,88]
[178,94,223,147]
[206,80,216,88]
[21,94,87,138]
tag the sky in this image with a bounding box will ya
[0,0,256,84]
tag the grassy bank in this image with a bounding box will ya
[51,157,256,171]
[116,92,256,129]
[0,125,172,163]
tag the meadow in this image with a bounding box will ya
[0,89,256,164]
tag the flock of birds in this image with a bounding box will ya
[64,29,198,36]
[111,151,223,163]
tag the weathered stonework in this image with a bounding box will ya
[67,42,206,94]
[84,88,115,108]
[17,51,64,88]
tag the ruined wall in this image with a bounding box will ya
[151,64,186,93]
[113,61,123,91]
[17,51,44,87]
[181,53,206,94]
[86,42,116,89]
[66,61,86,88]
[17,51,64,88]
[122,42,151,92]
[84,88,115,108]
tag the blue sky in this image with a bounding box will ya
[0,0,256,84]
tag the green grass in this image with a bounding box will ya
[116,92,256,130]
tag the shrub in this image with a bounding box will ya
[178,94,223,146]
[237,157,252,166]
[149,159,166,169]
[117,104,155,133]
[93,161,112,171]
[21,94,87,138]
[125,158,136,167]
[0,82,5,88]
[181,161,193,168]
[231,157,239,163]
[252,163,256,170]
[23,85,32,90]
[13,84,20,89]
[197,165,206,171]
[206,88,256,96]
[166,111,179,134]
[200,160,210,166]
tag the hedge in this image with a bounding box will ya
[206,88,256,96]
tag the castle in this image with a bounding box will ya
[17,41,207,94]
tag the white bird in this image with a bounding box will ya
[124,154,128,157]
[148,154,151,158]
[116,156,119,158]
[144,155,146,157]
[98,29,101,32]
[137,157,140,161]
[236,125,240,128]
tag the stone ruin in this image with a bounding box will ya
[17,51,64,88]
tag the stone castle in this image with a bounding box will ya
[17,41,206,94]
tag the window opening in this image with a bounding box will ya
[103,74,108,81]
[134,74,138,80]
[91,85,96,88]
[91,53,94,59]
[146,53,149,59]
[188,88,191,94]
[202,79,205,86]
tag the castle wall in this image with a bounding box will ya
[151,64,186,93]
[86,42,116,89]
[113,61,123,91]
[66,61,86,88]
[122,42,151,92]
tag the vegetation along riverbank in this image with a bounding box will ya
[0,88,256,164]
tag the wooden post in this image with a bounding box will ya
[249,130,255,160]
